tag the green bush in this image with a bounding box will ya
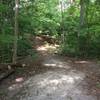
[17,38,32,57]
[0,35,35,63]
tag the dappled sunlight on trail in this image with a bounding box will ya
[8,51,97,100]
[0,36,99,100]
[43,56,70,69]
[36,43,59,54]
[12,69,96,100]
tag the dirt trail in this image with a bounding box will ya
[0,36,100,100]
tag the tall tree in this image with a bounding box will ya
[13,0,19,64]
[80,0,86,27]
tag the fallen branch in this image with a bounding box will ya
[0,69,14,82]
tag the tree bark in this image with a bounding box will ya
[13,0,19,64]
[60,0,65,43]
[70,0,75,4]
[80,0,86,27]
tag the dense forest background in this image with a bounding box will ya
[0,0,100,63]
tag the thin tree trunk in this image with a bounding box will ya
[60,0,65,43]
[80,0,86,27]
[13,0,19,64]
[70,0,75,4]
[76,0,86,56]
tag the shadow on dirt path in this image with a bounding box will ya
[0,36,100,100]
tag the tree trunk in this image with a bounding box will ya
[13,0,19,64]
[80,0,86,27]
[60,0,65,43]
[70,0,75,4]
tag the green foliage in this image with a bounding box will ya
[0,4,8,13]
[17,38,33,57]
[0,0,100,63]
[0,34,14,44]
[0,34,13,63]
[60,0,100,58]
[0,36,34,63]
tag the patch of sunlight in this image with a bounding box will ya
[37,74,82,89]
[37,46,47,51]
[75,61,90,64]
[43,58,70,69]
[8,77,24,91]
[44,62,69,68]
[8,83,23,91]
[44,63,56,67]
[36,43,59,52]
[17,71,85,100]
[36,36,43,40]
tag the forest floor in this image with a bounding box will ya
[0,36,100,100]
